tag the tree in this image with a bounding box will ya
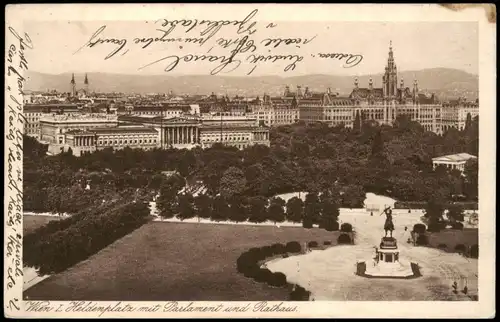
[211,196,231,222]
[371,130,385,158]
[286,197,304,223]
[464,159,478,200]
[268,197,286,224]
[247,196,268,223]
[425,197,445,232]
[447,203,465,223]
[353,110,361,132]
[194,194,212,219]
[464,112,472,132]
[320,192,340,231]
[228,196,248,222]
[219,166,247,198]
[341,185,365,208]
[156,177,184,219]
[177,193,195,220]
[304,192,321,226]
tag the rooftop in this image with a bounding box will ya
[432,153,478,163]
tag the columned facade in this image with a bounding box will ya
[161,125,199,147]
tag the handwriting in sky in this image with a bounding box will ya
[73,8,364,75]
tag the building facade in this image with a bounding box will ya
[40,113,118,145]
[64,126,159,156]
[432,153,477,174]
[118,113,270,151]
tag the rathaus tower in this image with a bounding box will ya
[382,41,398,100]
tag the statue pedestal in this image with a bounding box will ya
[364,237,414,278]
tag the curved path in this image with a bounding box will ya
[267,211,478,301]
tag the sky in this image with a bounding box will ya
[23,19,478,77]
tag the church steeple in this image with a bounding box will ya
[84,73,89,94]
[383,40,398,100]
[70,73,76,97]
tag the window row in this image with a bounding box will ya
[98,139,158,145]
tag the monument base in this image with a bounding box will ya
[364,259,414,278]
[361,236,417,278]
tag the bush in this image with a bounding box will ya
[323,241,332,246]
[470,244,478,258]
[302,218,313,229]
[451,222,464,230]
[242,263,260,278]
[308,241,319,248]
[289,285,310,301]
[285,241,301,253]
[268,272,287,287]
[340,223,353,232]
[324,220,339,232]
[415,234,428,246]
[260,246,273,257]
[337,234,352,245]
[427,221,445,232]
[254,268,273,283]
[455,244,466,254]
[270,243,286,255]
[437,243,447,250]
[413,223,427,234]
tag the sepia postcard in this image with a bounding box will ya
[4,3,496,319]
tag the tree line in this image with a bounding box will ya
[24,200,150,274]
[24,114,478,218]
[156,174,350,231]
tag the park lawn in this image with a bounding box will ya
[24,221,341,301]
[23,215,60,235]
[427,228,478,252]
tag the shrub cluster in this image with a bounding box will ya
[237,243,313,298]
[308,241,319,248]
[337,233,352,245]
[289,285,311,301]
[413,223,427,234]
[470,244,478,258]
[415,234,428,246]
[340,223,353,232]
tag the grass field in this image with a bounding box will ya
[23,215,60,235]
[24,222,341,301]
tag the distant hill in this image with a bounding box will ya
[25,68,478,100]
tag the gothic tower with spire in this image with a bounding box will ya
[84,73,89,95]
[70,73,76,97]
[382,41,398,100]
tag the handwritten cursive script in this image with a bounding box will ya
[5,26,32,314]
[74,9,365,75]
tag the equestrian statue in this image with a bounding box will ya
[380,206,395,237]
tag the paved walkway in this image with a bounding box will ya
[267,211,478,301]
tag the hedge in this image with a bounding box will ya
[413,223,426,234]
[337,234,352,244]
[285,241,302,253]
[395,201,478,210]
[415,234,428,246]
[455,244,466,254]
[23,200,150,275]
[470,244,478,258]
